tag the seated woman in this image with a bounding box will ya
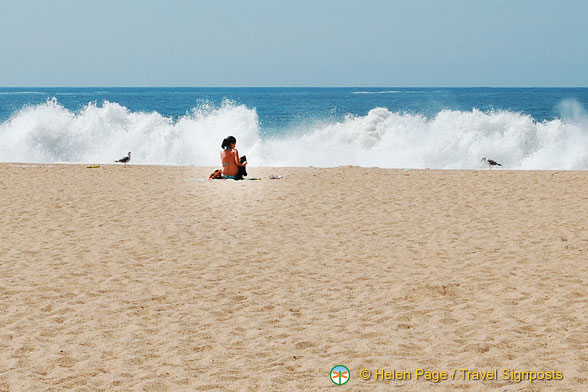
[220,136,247,179]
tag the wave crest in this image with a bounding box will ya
[0,98,261,165]
[1,98,587,169]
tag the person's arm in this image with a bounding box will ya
[234,150,247,166]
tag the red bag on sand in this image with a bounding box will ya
[209,169,223,179]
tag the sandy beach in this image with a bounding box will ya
[0,163,586,391]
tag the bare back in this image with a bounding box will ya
[221,149,240,176]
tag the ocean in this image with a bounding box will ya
[1,87,587,169]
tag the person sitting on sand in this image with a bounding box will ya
[220,136,247,180]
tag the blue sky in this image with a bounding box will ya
[1,0,587,87]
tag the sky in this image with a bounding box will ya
[0,0,587,87]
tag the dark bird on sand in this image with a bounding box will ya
[481,157,501,168]
[116,152,131,165]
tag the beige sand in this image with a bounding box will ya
[0,164,586,391]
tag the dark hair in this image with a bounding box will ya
[221,136,236,150]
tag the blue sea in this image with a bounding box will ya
[1,87,587,169]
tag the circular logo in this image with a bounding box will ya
[330,365,350,385]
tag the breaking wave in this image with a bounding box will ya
[1,98,587,169]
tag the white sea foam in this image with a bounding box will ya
[1,98,587,169]
[0,91,45,95]
[351,90,401,94]
[0,98,261,166]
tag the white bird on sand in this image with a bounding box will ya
[481,157,501,169]
[116,152,131,166]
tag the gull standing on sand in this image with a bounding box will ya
[116,152,132,166]
[481,157,501,169]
